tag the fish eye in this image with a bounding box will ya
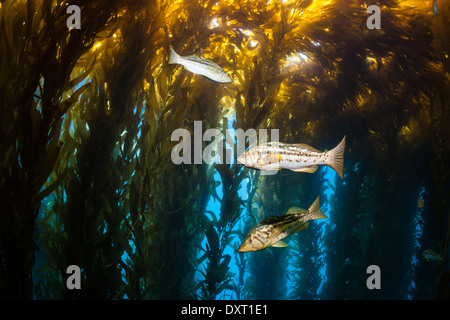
[248,239,252,244]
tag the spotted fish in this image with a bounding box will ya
[238,197,326,252]
[237,136,346,179]
[168,46,232,83]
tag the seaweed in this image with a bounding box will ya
[0,0,449,300]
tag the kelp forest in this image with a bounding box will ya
[0,0,449,300]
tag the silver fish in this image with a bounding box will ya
[237,136,346,179]
[238,197,326,252]
[168,46,232,83]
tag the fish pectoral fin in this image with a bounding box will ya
[290,165,318,173]
[260,154,283,165]
[294,222,309,234]
[269,227,283,240]
[269,153,283,163]
[272,240,289,248]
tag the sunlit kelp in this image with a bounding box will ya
[245,173,288,299]
[0,0,449,300]
[285,170,327,300]
[37,2,162,299]
[0,0,132,298]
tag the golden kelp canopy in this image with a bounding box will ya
[0,0,449,300]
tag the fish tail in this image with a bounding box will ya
[169,46,178,64]
[327,135,346,179]
[308,197,327,220]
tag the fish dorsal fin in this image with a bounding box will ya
[294,143,322,153]
[290,165,318,173]
[283,207,306,215]
[184,54,205,62]
[266,141,279,147]
[272,240,288,248]
[185,55,220,67]
[294,222,309,234]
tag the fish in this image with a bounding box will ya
[238,197,326,252]
[422,249,443,261]
[168,46,232,83]
[237,136,346,179]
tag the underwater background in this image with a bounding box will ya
[0,0,449,300]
